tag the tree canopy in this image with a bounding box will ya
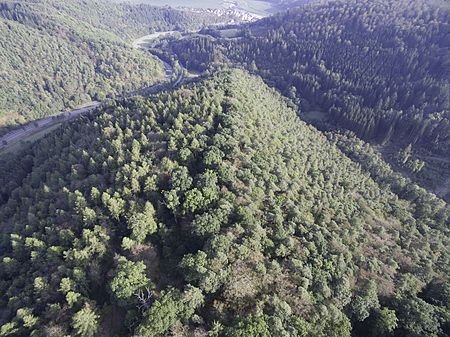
[0,69,448,336]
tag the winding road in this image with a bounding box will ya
[0,33,181,152]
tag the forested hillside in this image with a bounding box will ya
[0,0,223,132]
[167,0,450,159]
[0,70,448,337]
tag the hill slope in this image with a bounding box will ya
[0,0,223,132]
[0,70,448,336]
[170,0,450,151]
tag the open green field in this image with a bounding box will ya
[122,0,273,15]
[125,0,223,8]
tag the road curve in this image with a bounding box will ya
[132,32,185,88]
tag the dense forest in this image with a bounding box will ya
[0,70,448,336]
[166,0,450,162]
[0,0,225,133]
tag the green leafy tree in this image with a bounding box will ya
[373,307,398,336]
[228,315,271,337]
[183,188,205,214]
[351,281,379,321]
[128,202,157,243]
[110,256,151,303]
[72,304,99,337]
[135,292,179,336]
[395,296,441,337]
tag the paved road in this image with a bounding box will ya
[0,102,101,150]
[173,70,184,87]
[161,60,174,84]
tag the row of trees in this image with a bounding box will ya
[0,70,448,336]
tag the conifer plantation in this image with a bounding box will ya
[167,0,450,193]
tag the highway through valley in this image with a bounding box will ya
[0,34,181,152]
